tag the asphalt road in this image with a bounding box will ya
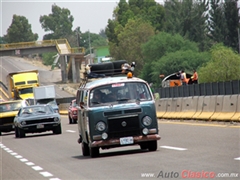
[0,57,240,180]
[1,118,240,180]
[0,56,73,99]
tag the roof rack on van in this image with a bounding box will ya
[79,60,135,88]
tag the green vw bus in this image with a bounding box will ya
[76,74,161,158]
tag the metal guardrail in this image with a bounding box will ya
[0,39,85,54]
[0,40,56,50]
[157,80,240,98]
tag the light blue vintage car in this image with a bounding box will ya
[14,104,61,138]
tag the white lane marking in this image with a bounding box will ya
[32,166,43,171]
[20,158,28,162]
[26,162,35,166]
[160,146,187,151]
[234,157,240,160]
[15,155,23,158]
[1,142,60,179]
[39,172,53,177]
[66,130,76,133]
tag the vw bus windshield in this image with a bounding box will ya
[89,82,152,107]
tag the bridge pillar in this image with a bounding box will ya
[75,58,80,83]
[72,57,77,83]
[60,55,68,83]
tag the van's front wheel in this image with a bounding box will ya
[81,142,90,156]
[148,141,157,151]
[90,147,99,158]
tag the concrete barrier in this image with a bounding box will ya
[212,95,238,121]
[163,98,177,119]
[209,96,224,120]
[231,95,240,121]
[156,98,167,118]
[196,96,216,120]
[192,96,204,119]
[171,98,183,119]
[163,98,174,119]
[179,96,198,119]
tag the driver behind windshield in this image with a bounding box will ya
[91,90,103,104]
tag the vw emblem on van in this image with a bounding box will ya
[121,121,127,127]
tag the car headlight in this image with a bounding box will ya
[96,121,106,131]
[54,117,59,122]
[55,109,59,113]
[20,121,26,126]
[142,116,152,126]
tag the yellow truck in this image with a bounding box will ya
[7,70,39,100]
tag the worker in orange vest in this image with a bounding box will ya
[180,70,188,85]
[191,70,198,84]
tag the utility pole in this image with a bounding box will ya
[88,30,92,63]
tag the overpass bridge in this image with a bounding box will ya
[0,39,86,84]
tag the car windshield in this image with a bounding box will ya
[72,101,77,107]
[37,99,57,106]
[20,106,53,116]
[19,88,33,94]
[0,102,22,112]
[89,82,152,107]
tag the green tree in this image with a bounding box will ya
[208,0,227,44]
[106,0,164,46]
[141,32,203,84]
[75,31,108,55]
[151,50,210,85]
[0,36,7,44]
[41,52,56,66]
[4,15,38,43]
[224,0,240,52]
[39,4,74,40]
[99,29,107,39]
[110,18,155,76]
[198,44,240,83]
[164,0,210,51]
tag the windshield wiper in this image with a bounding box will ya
[117,98,129,101]
[91,101,101,104]
[37,111,46,113]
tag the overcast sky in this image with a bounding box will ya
[1,0,164,40]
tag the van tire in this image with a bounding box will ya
[148,141,157,151]
[140,142,148,150]
[82,142,90,156]
[90,147,99,158]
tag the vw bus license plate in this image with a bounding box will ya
[37,124,44,129]
[120,137,133,145]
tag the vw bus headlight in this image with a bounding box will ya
[142,128,149,135]
[102,132,108,140]
[142,116,152,126]
[96,121,106,131]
